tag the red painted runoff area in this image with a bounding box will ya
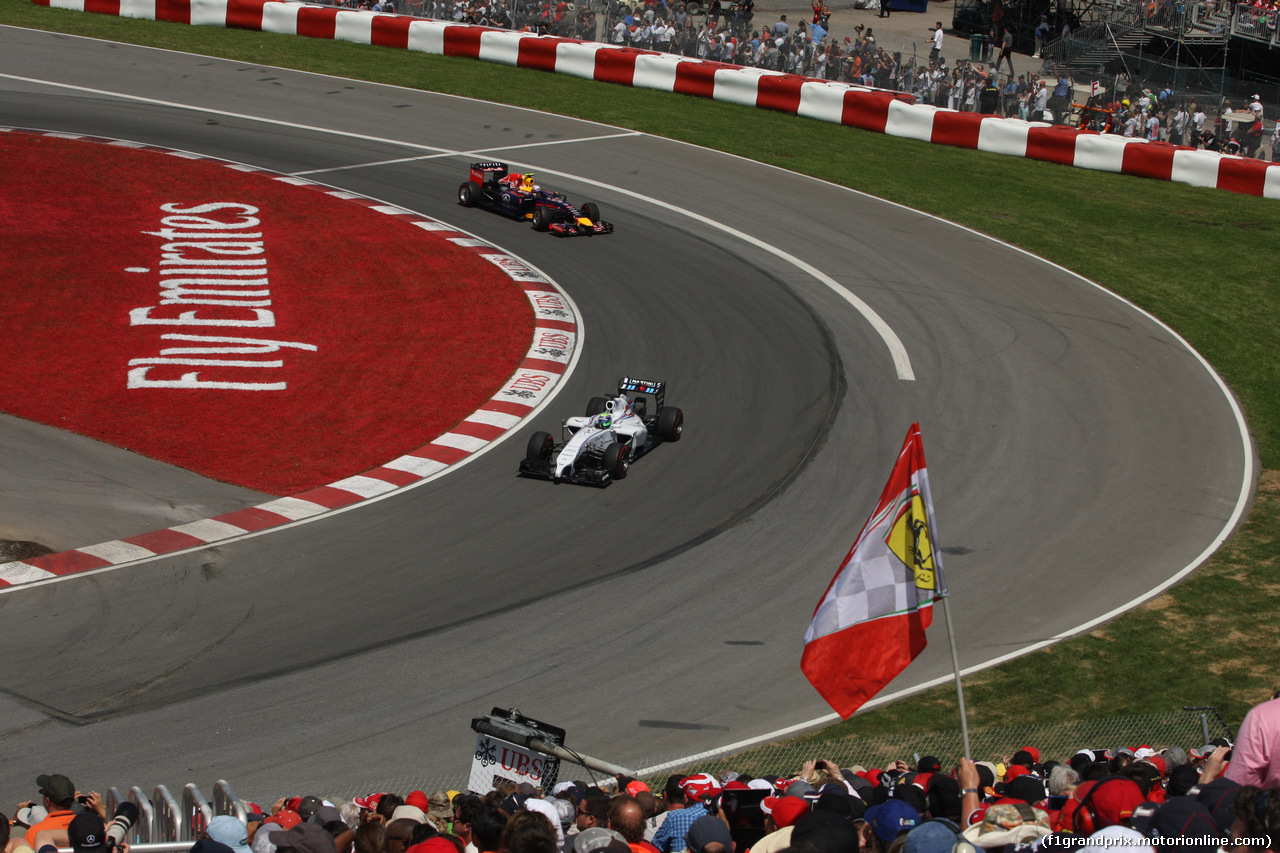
[0,131,533,495]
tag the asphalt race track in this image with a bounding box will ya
[0,27,1252,799]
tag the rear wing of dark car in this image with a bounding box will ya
[469,162,509,185]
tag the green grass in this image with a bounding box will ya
[3,0,1278,739]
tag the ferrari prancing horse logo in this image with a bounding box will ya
[885,493,935,590]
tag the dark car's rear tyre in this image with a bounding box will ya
[581,202,601,223]
[458,181,480,207]
[527,430,554,461]
[532,205,551,231]
[603,442,629,479]
[586,396,609,418]
[657,406,684,442]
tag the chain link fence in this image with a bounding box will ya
[627,708,1233,786]
[264,708,1231,801]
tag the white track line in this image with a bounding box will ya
[1,65,1254,759]
[0,71,914,380]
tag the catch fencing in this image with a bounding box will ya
[278,707,1234,798]
[629,707,1233,785]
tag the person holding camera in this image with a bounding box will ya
[18,775,85,848]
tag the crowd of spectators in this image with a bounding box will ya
[5,694,1278,853]
[1075,83,1273,158]
[1233,0,1279,36]
[316,0,1274,157]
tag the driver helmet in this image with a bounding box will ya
[594,413,613,429]
[521,173,536,191]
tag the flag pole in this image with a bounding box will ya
[939,593,971,759]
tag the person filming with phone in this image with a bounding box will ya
[17,775,84,848]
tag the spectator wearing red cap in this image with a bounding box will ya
[407,840,459,853]
[1004,765,1032,783]
[354,795,384,813]
[651,776,718,853]
[749,796,810,853]
[1062,777,1146,834]
[266,812,304,832]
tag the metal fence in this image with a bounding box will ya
[626,708,1233,785]
[274,707,1234,799]
[1231,5,1280,46]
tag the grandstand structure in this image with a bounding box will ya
[956,0,1280,99]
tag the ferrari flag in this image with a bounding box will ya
[801,423,947,719]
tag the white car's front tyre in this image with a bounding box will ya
[603,442,629,480]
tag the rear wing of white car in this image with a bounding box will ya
[618,376,665,411]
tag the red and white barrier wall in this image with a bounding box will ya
[33,0,1280,198]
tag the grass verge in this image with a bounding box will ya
[2,0,1277,737]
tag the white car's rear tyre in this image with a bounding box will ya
[657,406,684,442]
[586,396,609,418]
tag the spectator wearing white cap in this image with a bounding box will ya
[651,777,717,853]
[2,811,35,853]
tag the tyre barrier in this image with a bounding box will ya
[31,0,1280,199]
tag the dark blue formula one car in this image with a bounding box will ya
[457,162,613,237]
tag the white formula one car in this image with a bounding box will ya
[518,377,684,487]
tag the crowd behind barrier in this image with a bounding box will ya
[5,697,1278,853]
[36,0,1280,197]
[302,0,1277,160]
[1230,1,1280,45]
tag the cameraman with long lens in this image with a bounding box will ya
[29,800,138,853]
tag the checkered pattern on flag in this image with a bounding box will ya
[801,423,947,719]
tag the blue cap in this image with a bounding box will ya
[865,800,921,843]
[903,820,960,853]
